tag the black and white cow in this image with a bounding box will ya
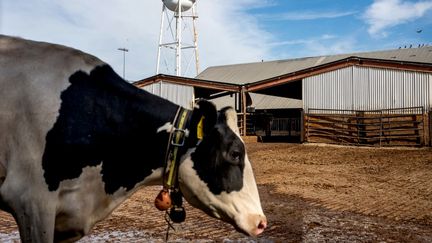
[0,35,266,242]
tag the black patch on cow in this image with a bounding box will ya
[186,99,217,147]
[42,65,178,194]
[191,109,245,195]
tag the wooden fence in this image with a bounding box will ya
[305,107,426,147]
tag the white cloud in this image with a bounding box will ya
[304,38,358,57]
[262,10,357,21]
[268,34,337,47]
[1,0,273,80]
[198,1,273,66]
[364,0,432,37]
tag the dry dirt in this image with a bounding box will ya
[1,141,432,242]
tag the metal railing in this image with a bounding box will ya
[253,117,302,137]
[305,107,425,146]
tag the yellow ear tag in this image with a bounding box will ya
[197,116,205,140]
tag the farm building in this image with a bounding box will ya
[135,46,432,146]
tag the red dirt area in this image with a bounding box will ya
[1,141,432,242]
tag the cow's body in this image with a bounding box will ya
[0,35,266,243]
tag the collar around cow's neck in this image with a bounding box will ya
[154,106,194,220]
[164,107,191,189]
[155,105,207,238]
[163,105,206,191]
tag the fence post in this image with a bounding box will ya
[356,111,366,145]
[240,86,247,136]
[414,108,422,146]
[301,109,305,143]
[427,108,432,147]
[379,110,383,147]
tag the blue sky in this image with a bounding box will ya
[253,0,432,59]
[1,0,431,80]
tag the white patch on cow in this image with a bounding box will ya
[56,164,112,235]
[157,122,174,133]
[56,163,163,234]
[224,108,241,137]
[157,122,190,138]
[54,164,164,237]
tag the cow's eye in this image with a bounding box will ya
[229,150,242,164]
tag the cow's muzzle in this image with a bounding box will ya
[234,214,267,237]
[251,214,267,236]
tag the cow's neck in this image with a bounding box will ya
[42,65,181,194]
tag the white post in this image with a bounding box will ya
[192,3,200,75]
[117,48,128,80]
[156,4,166,75]
[176,0,183,76]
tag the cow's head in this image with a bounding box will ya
[178,100,267,236]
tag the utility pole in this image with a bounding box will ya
[118,48,129,80]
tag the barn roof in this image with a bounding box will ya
[196,46,432,85]
[134,46,432,111]
[211,93,303,110]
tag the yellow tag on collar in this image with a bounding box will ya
[197,116,205,140]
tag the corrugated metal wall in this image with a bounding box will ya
[141,81,195,109]
[303,66,432,113]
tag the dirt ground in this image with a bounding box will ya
[1,141,432,242]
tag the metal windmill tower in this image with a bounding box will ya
[156,0,199,77]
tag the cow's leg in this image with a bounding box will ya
[1,169,57,243]
[11,198,56,243]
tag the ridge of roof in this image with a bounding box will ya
[196,46,432,84]
[203,46,432,69]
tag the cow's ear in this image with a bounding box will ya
[189,99,217,142]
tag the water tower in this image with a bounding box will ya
[156,0,199,77]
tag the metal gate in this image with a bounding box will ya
[305,107,426,146]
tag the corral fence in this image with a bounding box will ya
[238,113,302,138]
[254,117,302,137]
[305,107,428,147]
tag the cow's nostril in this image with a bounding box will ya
[258,219,267,230]
[253,218,267,236]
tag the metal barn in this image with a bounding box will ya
[140,81,195,109]
[303,66,431,112]
[135,46,432,146]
